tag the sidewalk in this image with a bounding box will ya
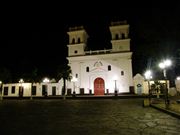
[150,96,180,119]
[2,93,147,100]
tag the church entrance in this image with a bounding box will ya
[94,78,105,95]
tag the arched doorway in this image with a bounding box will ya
[94,78,105,95]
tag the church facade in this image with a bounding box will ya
[66,21,133,95]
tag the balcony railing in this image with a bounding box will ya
[85,49,112,55]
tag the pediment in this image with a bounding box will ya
[90,67,107,73]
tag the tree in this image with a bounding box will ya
[29,67,39,83]
[0,67,12,83]
[29,67,40,99]
[0,67,11,100]
[19,67,39,99]
[56,64,72,99]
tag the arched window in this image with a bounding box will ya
[77,38,81,43]
[86,67,89,72]
[115,34,119,40]
[72,38,75,44]
[122,33,125,39]
[108,65,111,71]
[121,71,124,76]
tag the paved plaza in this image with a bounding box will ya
[0,98,180,135]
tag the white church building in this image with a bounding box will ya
[66,21,133,95]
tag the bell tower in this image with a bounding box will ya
[67,26,88,56]
[109,21,130,52]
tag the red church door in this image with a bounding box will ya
[94,78,105,95]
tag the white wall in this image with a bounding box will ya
[2,81,64,97]
[3,83,31,97]
[67,52,133,94]
[175,79,180,92]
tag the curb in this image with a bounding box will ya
[1,95,147,100]
[150,104,180,119]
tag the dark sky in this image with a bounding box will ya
[6,7,180,81]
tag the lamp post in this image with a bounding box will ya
[113,76,118,97]
[71,77,77,97]
[19,79,24,98]
[176,76,180,80]
[0,81,2,100]
[144,70,152,104]
[159,59,172,109]
[43,77,50,97]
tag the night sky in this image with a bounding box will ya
[6,7,180,82]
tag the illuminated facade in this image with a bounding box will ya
[2,81,64,97]
[67,21,133,95]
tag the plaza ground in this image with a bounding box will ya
[150,95,180,118]
[0,98,180,135]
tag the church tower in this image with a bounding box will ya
[67,26,88,56]
[109,21,130,52]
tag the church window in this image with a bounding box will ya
[86,67,89,72]
[108,65,111,71]
[74,50,78,54]
[77,38,81,43]
[72,38,75,44]
[115,34,119,40]
[76,74,78,78]
[122,33,125,39]
[121,71,124,76]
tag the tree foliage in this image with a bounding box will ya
[56,64,72,81]
[0,67,12,83]
[56,63,72,98]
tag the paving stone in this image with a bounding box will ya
[138,123,148,129]
[167,126,180,132]
[165,129,180,135]
[0,99,179,135]
[143,127,166,135]
[144,113,153,119]
[146,121,157,127]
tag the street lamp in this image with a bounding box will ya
[113,76,118,96]
[0,81,3,100]
[144,70,152,103]
[19,79,24,98]
[43,77,50,97]
[159,59,172,109]
[71,77,77,97]
[19,79,24,83]
[43,77,50,83]
[176,76,180,80]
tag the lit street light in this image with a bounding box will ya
[113,76,118,97]
[43,77,50,97]
[43,78,50,83]
[176,76,180,80]
[159,59,172,109]
[19,79,24,98]
[71,77,77,97]
[0,81,2,100]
